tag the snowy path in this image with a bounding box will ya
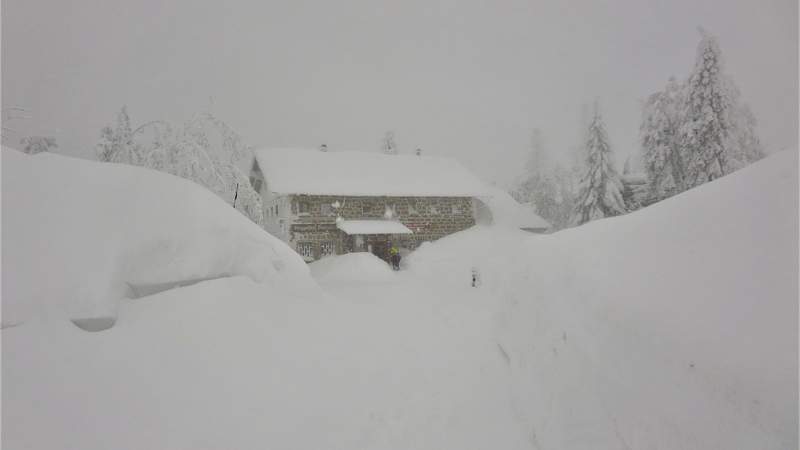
[310,270,533,449]
[3,271,533,450]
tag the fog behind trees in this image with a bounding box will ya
[2,0,797,185]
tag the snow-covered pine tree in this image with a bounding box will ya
[516,129,563,225]
[559,102,592,218]
[382,131,397,155]
[512,126,580,231]
[726,101,765,171]
[513,130,544,203]
[570,107,626,226]
[20,136,57,154]
[96,106,145,164]
[550,164,577,229]
[96,119,119,162]
[680,29,737,188]
[640,76,685,199]
[524,129,546,176]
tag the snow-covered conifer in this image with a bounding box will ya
[20,136,57,154]
[727,102,765,170]
[570,106,626,226]
[96,106,143,164]
[640,76,685,199]
[680,29,737,188]
[511,128,580,230]
[519,129,560,224]
[382,131,397,155]
[550,165,577,229]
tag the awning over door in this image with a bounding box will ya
[336,220,413,235]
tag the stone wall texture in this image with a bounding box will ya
[287,195,475,260]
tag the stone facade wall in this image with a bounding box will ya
[287,195,476,261]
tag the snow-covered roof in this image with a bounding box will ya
[253,148,489,197]
[336,219,413,235]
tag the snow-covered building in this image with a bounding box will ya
[250,148,489,261]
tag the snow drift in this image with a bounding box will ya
[408,150,798,449]
[475,185,550,231]
[1,149,311,327]
[309,252,395,283]
[2,149,796,450]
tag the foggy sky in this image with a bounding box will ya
[2,0,797,184]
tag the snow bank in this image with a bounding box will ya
[309,252,395,283]
[1,149,311,326]
[3,271,527,450]
[408,151,798,449]
[2,149,795,450]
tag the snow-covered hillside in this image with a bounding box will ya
[1,149,311,327]
[2,150,796,450]
[409,150,798,449]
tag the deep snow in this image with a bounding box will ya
[1,148,312,327]
[408,150,798,449]
[2,150,797,449]
[309,252,396,283]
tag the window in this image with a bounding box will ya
[297,242,313,258]
[298,201,310,214]
[252,179,263,193]
[320,241,335,257]
[320,203,332,216]
[275,204,279,216]
[451,203,460,215]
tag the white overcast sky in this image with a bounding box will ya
[2,0,797,184]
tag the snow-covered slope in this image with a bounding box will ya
[2,150,795,450]
[1,149,311,326]
[408,150,798,449]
